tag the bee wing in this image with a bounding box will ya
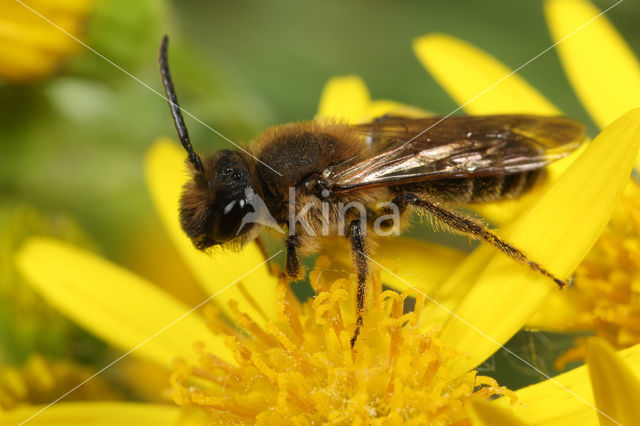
[326,114,585,194]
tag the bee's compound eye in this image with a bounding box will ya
[212,198,251,242]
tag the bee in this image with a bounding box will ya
[159,36,585,347]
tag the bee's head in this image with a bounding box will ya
[159,36,261,250]
[180,150,260,250]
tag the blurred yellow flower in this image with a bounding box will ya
[6,0,640,423]
[0,0,93,82]
[0,355,116,410]
[0,207,90,358]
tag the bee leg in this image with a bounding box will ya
[398,193,567,288]
[285,235,301,279]
[348,219,368,348]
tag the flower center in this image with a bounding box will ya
[170,257,516,424]
[556,180,640,369]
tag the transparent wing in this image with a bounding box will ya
[326,114,585,194]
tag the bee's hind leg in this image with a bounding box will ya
[395,192,568,288]
[348,219,368,348]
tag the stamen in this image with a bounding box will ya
[170,258,517,423]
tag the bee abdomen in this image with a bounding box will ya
[462,169,544,203]
[498,170,544,200]
[468,176,504,203]
[399,169,544,204]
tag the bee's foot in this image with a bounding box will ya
[350,325,361,348]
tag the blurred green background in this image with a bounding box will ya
[0,0,638,391]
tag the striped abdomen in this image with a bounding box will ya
[403,169,545,204]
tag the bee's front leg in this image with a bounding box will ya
[348,219,368,348]
[285,235,301,279]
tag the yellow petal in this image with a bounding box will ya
[145,140,279,325]
[375,238,464,294]
[330,237,464,297]
[545,0,640,131]
[418,247,497,331]
[513,342,640,425]
[0,402,181,426]
[0,43,58,81]
[316,75,371,122]
[528,180,640,332]
[586,338,640,426]
[468,400,530,426]
[439,109,640,374]
[477,142,587,225]
[413,33,560,116]
[525,290,583,330]
[15,238,233,368]
[360,100,431,122]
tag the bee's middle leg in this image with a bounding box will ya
[348,219,368,348]
[285,235,301,279]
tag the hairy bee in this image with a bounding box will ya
[159,36,585,346]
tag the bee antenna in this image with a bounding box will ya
[159,35,204,174]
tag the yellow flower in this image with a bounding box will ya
[0,0,93,82]
[8,234,640,424]
[0,207,90,357]
[509,337,640,425]
[0,355,117,410]
[410,0,640,360]
[171,258,516,424]
[530,180,640,369]
[535,0,640,361]
[9,92,640,425]
[409,0,640,366]
[6,0,640,423]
